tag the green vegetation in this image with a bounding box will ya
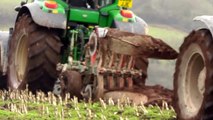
[0,90,176,120]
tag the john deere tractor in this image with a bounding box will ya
[2,0,213,119]
[0,0,178,101]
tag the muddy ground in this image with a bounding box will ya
[104,84,173,106]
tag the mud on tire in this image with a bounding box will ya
[8,14,62,93]
[174,29,213,120]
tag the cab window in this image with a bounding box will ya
[97,0,114,8]
[62,0,96,9]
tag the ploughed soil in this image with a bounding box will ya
[104,85,173,106]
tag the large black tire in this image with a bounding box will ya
[174,29,213,120]
[8,14,62,93]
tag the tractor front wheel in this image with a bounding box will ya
[174,29,213,120]
[8,14,62,93]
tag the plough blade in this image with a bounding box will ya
[99,28,178,60]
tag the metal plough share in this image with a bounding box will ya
[80,28,178,100]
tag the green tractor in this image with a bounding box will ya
[0,0,177,101]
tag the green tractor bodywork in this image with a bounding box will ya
[34,0,137,29]
[16,0,146,63]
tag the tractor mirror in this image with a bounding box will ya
[14,6,21,12]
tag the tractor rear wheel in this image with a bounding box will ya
[8,14,62,93]
[174,29,213,120]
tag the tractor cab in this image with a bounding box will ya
[64,0,92,8]
[66,0,133,27]
[69,0,88,8]
[66,0,118,27]
[96,0,115,9]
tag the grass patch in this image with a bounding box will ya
[0,90,176,120]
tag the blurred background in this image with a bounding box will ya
[1,0,212,89]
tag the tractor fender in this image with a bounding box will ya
[113,15,148,35]
[134,16,149,34]
[193,15,213,37]
[17,3,66,29]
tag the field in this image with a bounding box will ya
[0,90,176,120]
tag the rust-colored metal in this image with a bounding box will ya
[89,28,178,95]
[118,54,124,69]
[99,28,178,60]
[94,52,105,100]
[60,27,177,107]
[128,56,134,69]
[117,77,125,89]
[83,28,177,104]
[108,35,140,47]
[126,77,133,89]
[108,52,115,68]
[107,75,115,90]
